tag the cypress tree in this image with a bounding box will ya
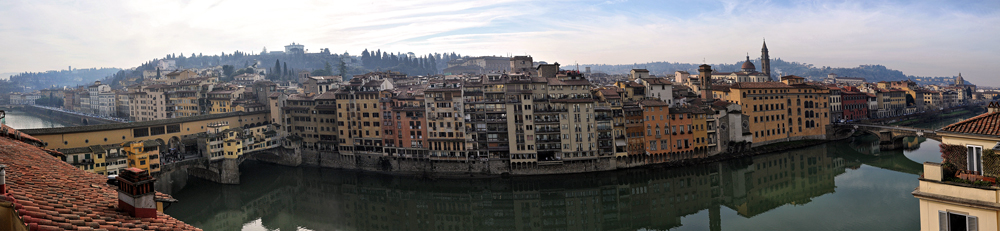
[274,59,281,77]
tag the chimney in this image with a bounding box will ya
[0,164,6,194]
[117,167,157,218]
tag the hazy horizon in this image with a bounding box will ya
[2,0,997,85]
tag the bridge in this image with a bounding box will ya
[21,111,273,184]
[834,123,941,150]
[1,104,121,126]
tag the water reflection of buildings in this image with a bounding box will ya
[846,133,928,156]
[172,144,863,231]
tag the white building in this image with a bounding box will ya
[98,91,116,117]
[87,81,111,114]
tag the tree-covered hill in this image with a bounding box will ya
[583,58,962,85]
[4,68,121,91]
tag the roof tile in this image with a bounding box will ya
[0,126,201,230]
[940,112,1000,137]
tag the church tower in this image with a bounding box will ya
[761,40,771,80]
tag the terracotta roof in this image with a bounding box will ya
[729,82,791,89]
[598,89,620,99]
[638,99,669,107]
[547,78,591,86]
[315,91,338,100]
[741,61,755,70]
[940,112,1000,137]
[642,78,672,85]
[711,85,731,92]
[0,125,201,230]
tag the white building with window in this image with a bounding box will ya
[915,108,1000,231]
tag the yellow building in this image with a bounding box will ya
[713,76,829,146]
[208,89,243,114]
[121,140,162,174]
[168,89,200,117]
[202,121,247,160]
[57,144,129,176]
[915,109,1000,231]
[335,78,389,155]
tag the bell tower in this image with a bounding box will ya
[761,39,771,80]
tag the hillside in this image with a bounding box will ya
[2,68,121,92]
[0,49,465,94]
[583,58,962,85]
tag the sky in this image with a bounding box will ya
[1,0,998,86]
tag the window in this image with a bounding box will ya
[968,145,983,174]
[940,211,977,231]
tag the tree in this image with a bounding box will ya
[222,65,235,77]
[311,69,332,76]
[338,58,347,77]
[275,60,282,73]
[324,61,333,76]
[361,49,370,68]
[283,62,288,76]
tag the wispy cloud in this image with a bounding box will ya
[0,0,998,85]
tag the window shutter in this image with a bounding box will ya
[969,146,975,171]
[968,215,978,231]
[939,211,948,231]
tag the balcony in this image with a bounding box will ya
[485,118,507,123]
[534,108,568,113]
[915,162,1000,217]
[535,128,560,133]
[534,118,560,124]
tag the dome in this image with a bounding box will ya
[741,60,756,72]
[741,60,756,70]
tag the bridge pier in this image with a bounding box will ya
[158,157,242,185]
[188,158,242,184]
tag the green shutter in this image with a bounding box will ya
[968,215,978,231]
[939,211,948,231]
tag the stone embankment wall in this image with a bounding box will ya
[250,148,620,177]
[247,139,832,178]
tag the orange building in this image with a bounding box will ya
[639,99,671,164]
[382,88,428,158]
[668,106,697,161]
[623,104,645,165]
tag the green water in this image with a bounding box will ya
[167,116,969,231]
[1,108,67,129]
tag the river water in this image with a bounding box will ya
[166,115,969,231]
[1,108,67,129]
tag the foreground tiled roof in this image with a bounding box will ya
[940,112,1000,137]
[0,125,201,230]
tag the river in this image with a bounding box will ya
[165,115,970,231]
[1,108,68,129]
